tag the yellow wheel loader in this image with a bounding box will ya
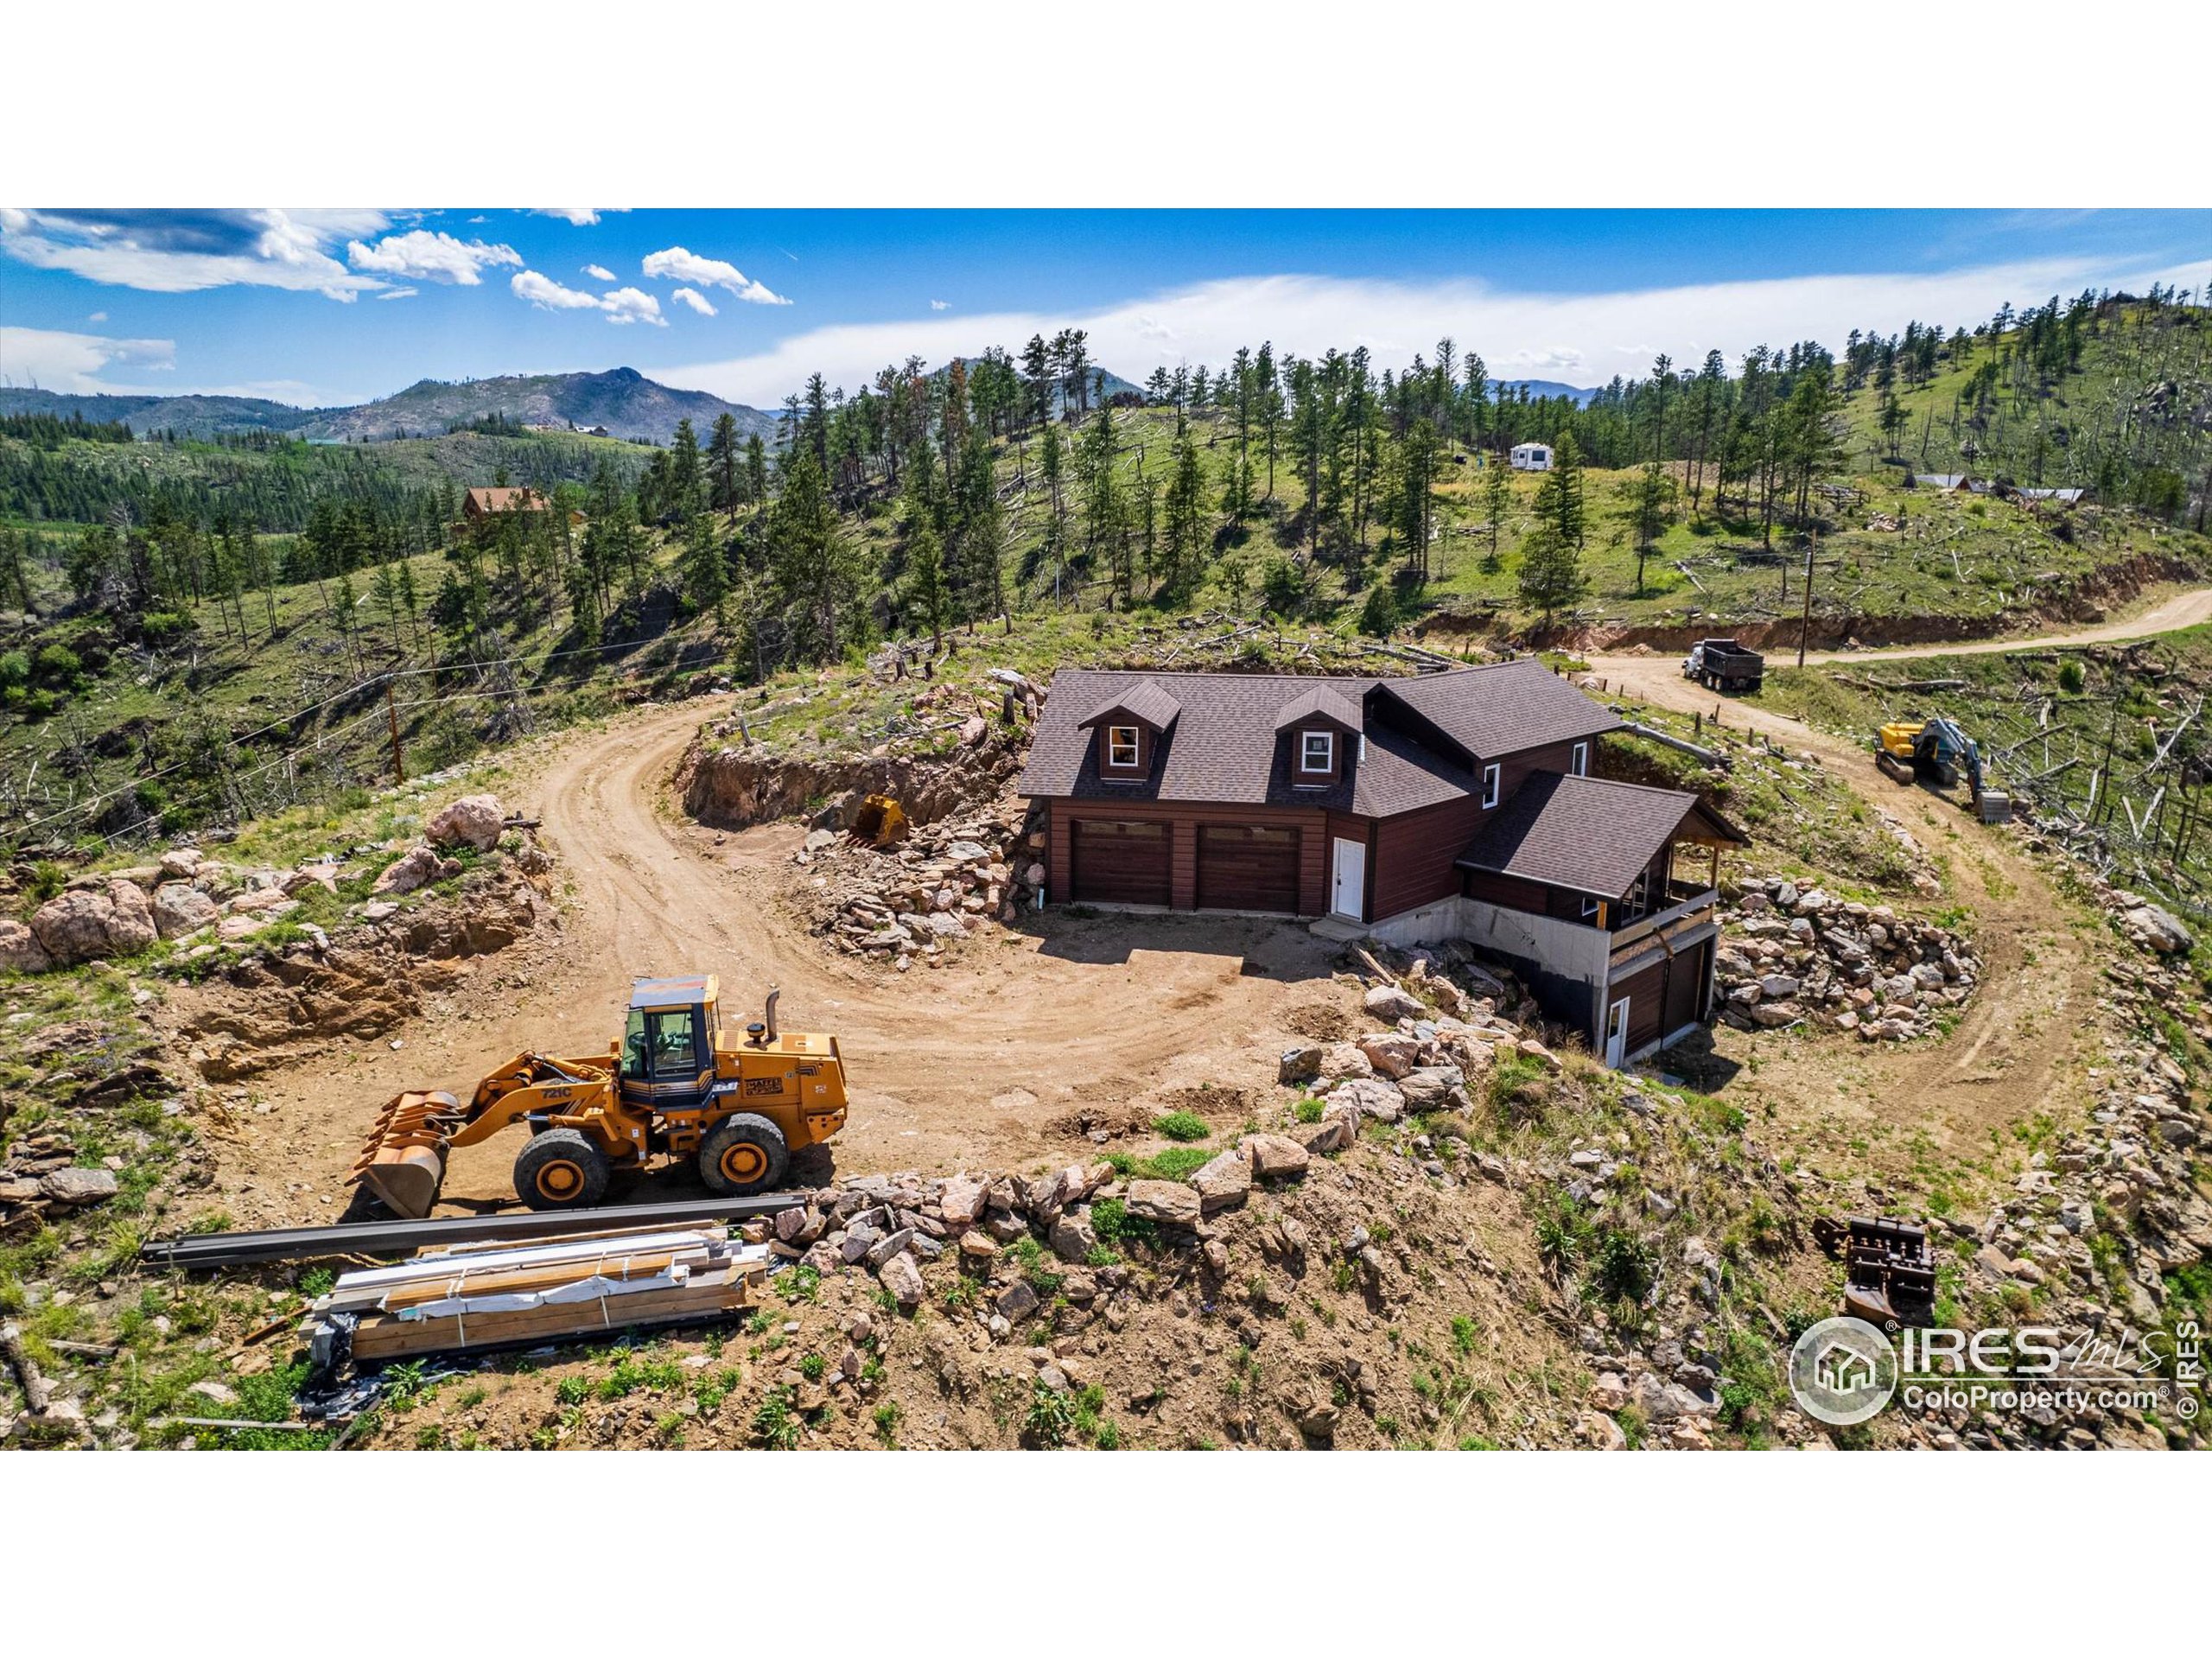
[351,976,847,1217]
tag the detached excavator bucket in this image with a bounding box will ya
[350,1090,461,1218]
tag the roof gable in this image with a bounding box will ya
[1456,772,1748,899]
[1078,678,1181,733]
[1273,683,1363,734]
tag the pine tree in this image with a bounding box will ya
[1619,462,1676,596]
[707,413,743,522]
[1481,454,1512,573]
[905,524,949,649]
[1516,522,1586,631]
[682,511,730,626]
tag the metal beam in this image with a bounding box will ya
[139,1193,805,1271]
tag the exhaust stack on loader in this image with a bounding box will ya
[351,976,847,1219]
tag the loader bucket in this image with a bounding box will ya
[852,793,908,848]
[351,1090,461,1219]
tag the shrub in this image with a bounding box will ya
[752,1386,802,1449]
[1021,1376,1075,1448]
[2057,659,2086,695]
[1090,1197,1156,1249]
[1153,1110,1210,1143]
[1294,1095,1325,1124]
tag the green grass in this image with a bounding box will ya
[1107,1145,1211,1181]
[1152,1110,1210,1143]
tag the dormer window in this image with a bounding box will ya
[1300,730,1333,774]
[1569,741,1589,777]
[1482,763,1502,808]
[1108,726,1141,769]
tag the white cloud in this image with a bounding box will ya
[346,228,521,285]
[86,311,105,322]
[600,287,666,327]
[0,325,176,392]
[641,245,789,306]
[512,270,604,311]
[930,299,950,311]
[533,209,620,226]
[375,287,419,301]
[582,264,617,283]
[652,254,2212,408]
[670,286,717,316]
[0,208,391,300]
[512,270,664,325]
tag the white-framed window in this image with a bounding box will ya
[1107,725,1141,769]
[1569,741,1589,776]
[1482,762,1501,808]
[1300,729,1334,775]
[1580,894,1602,921]
[1624,868,1649,919]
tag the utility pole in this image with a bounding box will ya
[385,682,405,785]
[1796,531,1818,669]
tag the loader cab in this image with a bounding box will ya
[620,974,719,1109]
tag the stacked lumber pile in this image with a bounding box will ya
[302,1227,770,1367]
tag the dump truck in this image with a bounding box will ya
[1682,637,1764,693]
[1873,716,2012,823]
[352,976,848,1217]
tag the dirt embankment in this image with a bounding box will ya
[676,721,1027,832]
[168,868,552,1082]
[1417,550,2211,657]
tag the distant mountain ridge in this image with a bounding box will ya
[1493,378,1598,405]
[0,368,779,446]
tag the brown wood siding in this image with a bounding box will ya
[1070,817,1172,906]
[1196,824,1301,912]
[1611,957,1668,1052]
[1047,800,1326,914]
[1372,791,1491,920]
[1462,868,1605,924]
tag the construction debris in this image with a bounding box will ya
[302,1227,771,1367]
[1815,1214,1936,1326]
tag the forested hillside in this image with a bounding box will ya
[3,297,2209,854]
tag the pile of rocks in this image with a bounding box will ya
[1714,874,1981,1040]
[799,801,1046,968]
[0,793,526,976]
[750,1136,1322,1348]
[1283,976,1559,1137]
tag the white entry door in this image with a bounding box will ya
[1604,997,1630,1068]
[1331,836,1365,921]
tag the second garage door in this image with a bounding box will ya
[1196,823,1300,912]
[1070,818,1171,906]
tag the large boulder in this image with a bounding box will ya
[152,882,220,940]
[426,793,506,853]
[104,880,158,953]
[1398,1065,1471,1112]
[1363,983,1423,1023]
[372,845,461,896]
[1242,1134,1312,1181]
[0,918,52,974]
[2124,904,2194,956]
[1188,1149,1253,1213]
[1325,1077,1404,1123]
[31,889,121,967]
[1357,1033,1421,1079]
[1124,1179,1203,1228]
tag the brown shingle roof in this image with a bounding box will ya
[1456,772,1748,899]
[1273,683,1363,732]
[1078,678,1182,733]
[1018,661,1619,817]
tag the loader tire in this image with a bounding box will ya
[700,1115,789,1196]
[515,1128,611,1211]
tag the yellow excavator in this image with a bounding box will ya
[352,976,848,1217]
[1873,716,2012,823]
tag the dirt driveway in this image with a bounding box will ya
[211,701,1357,1225]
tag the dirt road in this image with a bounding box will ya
[1587,618,2132,1173]
[223,701,1356,1224]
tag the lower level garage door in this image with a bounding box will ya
[1196,823,1300,912]
[1070,817,1171,906]
[1663,938,1710,1033]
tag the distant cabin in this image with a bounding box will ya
[1510,442,1553,472]
[462,486,550,523]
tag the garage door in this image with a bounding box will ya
[1663,938,1710,1033]
[1196,823,1300,912]
[1070,818,1171,906]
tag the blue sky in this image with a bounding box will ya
[3,208,2209,411]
